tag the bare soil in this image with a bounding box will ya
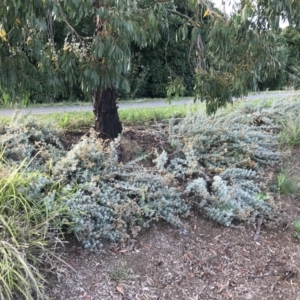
[46,128,300,300]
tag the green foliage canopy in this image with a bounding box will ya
[1,0,300,113]
[281,26,300,88]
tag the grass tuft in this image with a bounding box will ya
[279,114,300,147]
[277,170,300,196]
[294,219,300,239]
[109,261,131,282]
[44,111,94,131]
[0,160,62,300]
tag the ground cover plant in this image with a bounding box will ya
[0,113,190,250]
[154,100,290,225]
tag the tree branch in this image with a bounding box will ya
[53,0,93,41]
[165,9,199,27]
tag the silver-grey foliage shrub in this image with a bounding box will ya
[153,101,292,225]
[242,98,300,123]
[186,168,271,225]
[1,116,189,249]
[3,99,300,246]
[168,108,281,175]
[0,113,64,169]
[53,133,189,248]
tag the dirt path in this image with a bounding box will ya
[1,91,300,117]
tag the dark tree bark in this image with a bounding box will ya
[92,6,122,139]
[92,86,122,138]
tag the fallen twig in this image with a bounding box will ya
[248,273,272,279]
[253,218,263,241]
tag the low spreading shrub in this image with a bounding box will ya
[52,133,189,248]
[154,102,288,225]
[185,169,272,225]
[0,112,64,170]
[1,116,189,250]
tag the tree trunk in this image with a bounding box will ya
[92,85,122,138]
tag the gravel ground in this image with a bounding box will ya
[46,203,300,300]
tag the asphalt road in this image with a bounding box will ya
[0,91,299,117]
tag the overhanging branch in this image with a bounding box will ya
[53,0,93,41]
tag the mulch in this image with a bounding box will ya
[45,129,300,300]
